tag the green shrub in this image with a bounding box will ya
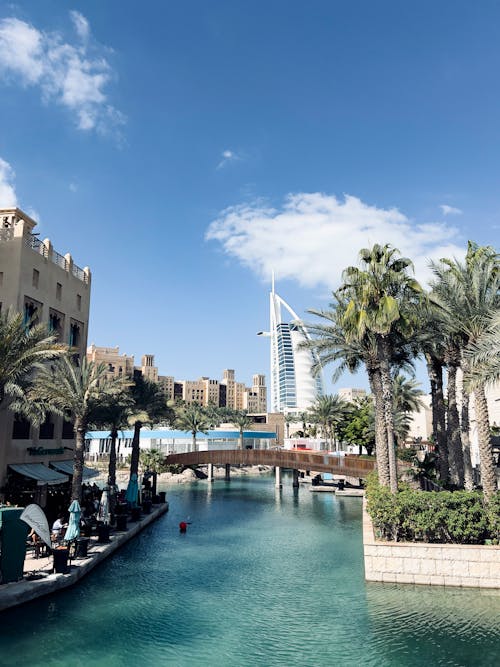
[366,474,495,544]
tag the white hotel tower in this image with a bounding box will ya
[258,277,324,413]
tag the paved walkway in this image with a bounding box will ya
[0,503,169,613]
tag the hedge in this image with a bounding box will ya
[365,473,500,545]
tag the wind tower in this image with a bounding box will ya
[258,274,324,413]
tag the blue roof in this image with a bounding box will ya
[86,429,277,440]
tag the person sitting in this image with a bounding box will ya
[51,516,66,543]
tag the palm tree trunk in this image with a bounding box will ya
[192,430,197,453]
[426,354,448,482]
[239,428,244,450]
[474,383,498,502]
[71,419,86,503]
[130,421,142,476]
[368,367,390,487]
[378,337,398,494]
[108,427,118,488]
[459,369,474,490]
[446,362,464,487]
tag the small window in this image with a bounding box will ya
[56,283,62,300]
[32,269,39,288]
[0,271,3,286]
[76,294,82,311]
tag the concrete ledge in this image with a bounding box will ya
[363,499,500,589]
[0,503,169,612]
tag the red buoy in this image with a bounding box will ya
[179,521,187,533]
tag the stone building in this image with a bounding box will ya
[0,207,91,496]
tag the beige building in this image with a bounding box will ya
[0,207,91,491]
[338,388,367,402]
[87,343,134,379]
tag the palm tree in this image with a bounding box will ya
[175,403,210,452]
[465,311,500,386]
[128,376,173,477]
[90,389,133,488]
[431,242,500,500]
[339,244,424,493]
[231,410,254,449]
[308,394,349,450]
[284,413,296,439]
[0,306,64,416]
[29,357,125,502]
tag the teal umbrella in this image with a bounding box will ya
[125,473,139,506]
[64,499,81,542]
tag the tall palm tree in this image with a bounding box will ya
[175,403,210,452]
[339,244,424,493]
[431,242,500,500]
[29,357,125,502]
[0,306,64,416]
[284,413,296,439]
[129,376,173,477]
[465,311,500,387]
[231,410,254,449]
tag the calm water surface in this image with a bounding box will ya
[0,475,499,666]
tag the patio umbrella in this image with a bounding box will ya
[125,473,139,506]
[98,489,110,525]
[64,499,81,542]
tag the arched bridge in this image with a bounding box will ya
[164,449,375,479]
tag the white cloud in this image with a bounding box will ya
[70,10,90,42]
[0,157,17,207]
[0,14,124,134]
[206,192,465,288]
[439,204,462,216]
[217,149,241,169]
[69,182,78,192]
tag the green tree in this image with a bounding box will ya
[175,403,210,452]
[0,306,64,417]
[338,396,375,455]
[308,394,349,450]
[339,244,424,492]
[140,448,168,474]
[231,410,254,449]
[431,242,500,500]
[29,357,126,502]
[129,376,174,477]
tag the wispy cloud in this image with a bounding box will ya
[439,204,462,216]
[0,157,17,207]
[69,182,78,193]
[206,192,465,288]
[0,13,124,134]
[217,149,241,169]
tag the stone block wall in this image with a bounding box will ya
[363,501,500,589]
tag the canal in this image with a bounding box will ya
[0,475,499,666]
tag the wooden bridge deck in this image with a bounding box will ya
[164,450,375,478]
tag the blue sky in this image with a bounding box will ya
[0,1,499,394]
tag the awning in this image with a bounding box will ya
[50,460,99,480]
[9,463,69,486]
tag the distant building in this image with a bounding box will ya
[0,207,91,497]
[87,344,134,380]
[259,277,323,412]
[338,388,367,403]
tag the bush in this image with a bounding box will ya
[365,473,498,544]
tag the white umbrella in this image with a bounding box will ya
[98,489,110,525]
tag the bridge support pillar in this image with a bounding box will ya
[207,463,214,482]
[275,466,282,488]
[225,464,231,481]
[292,469,300,488]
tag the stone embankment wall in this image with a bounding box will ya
[363,501,500,589]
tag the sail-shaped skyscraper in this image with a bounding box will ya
[258,277,324,413]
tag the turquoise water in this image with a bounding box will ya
[0,476,499,666]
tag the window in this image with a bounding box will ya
[12,415,30,439]
[56,282,62,300]
[39,414,55,439]
[76,294,82,311]
[32,269,39,288]
[0,271,3,286]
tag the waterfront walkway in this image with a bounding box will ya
[0,503,168,613]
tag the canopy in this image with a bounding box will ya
[125,473,139,506]
[9,463,68,486]
[20,503,52,548]
[50,460,99,480]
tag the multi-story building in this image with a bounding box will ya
[87,344,134,379]
[258,277,323,413]
[139,354,158,383]
[0,207,91,496]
